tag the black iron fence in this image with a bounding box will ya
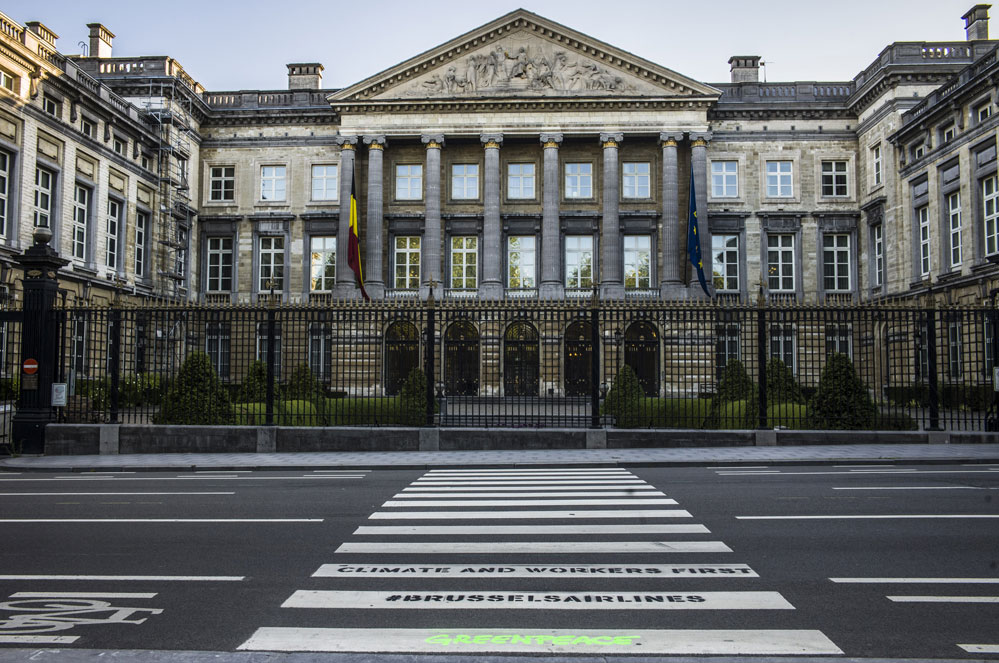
[51,299,997,431]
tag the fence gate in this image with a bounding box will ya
[503,322,539,396]
[564,320,592,397]
[444,320,479,396]
[384,320,419,396]
[624,321,660,396]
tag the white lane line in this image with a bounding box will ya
[335,541,732,554]
[392,491,666,499]
[313,469,371,473]
[426,468,630,473]
[313,564,757,579]
[0,492,236,496]
[353,524,710,535]
[413,480,648,485]
[707,466,769,469]
[282,590,787,610]
[719,470,999,477]
[831,578,999,584]
[9,592,157,599]
[832,486,984,491]
[0,476,597,483]
[192,471,250,474]
[887,595,999,603]
[238,627,842,655]
[383,498,678,507]
[716,471,782,475]
[0,636,80,644]
[833,464,895,468]
[87,471,136,474]
[422,474,634,479]
[848,469,917,473]
[402,485,650,492]
[370,509,692,520]
[0,518,323,523]
[0,575,244,581]
[737,515,999,520]
[960,644,999,653]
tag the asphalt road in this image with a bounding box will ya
[0,462,996,660]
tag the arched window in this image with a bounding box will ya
[624,321,660,396]
[384,320,419,396]
[503,322,539,396]
[444,321,479,396]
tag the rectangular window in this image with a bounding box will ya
[769,323,797,374]
[565,235,594,289]
[767,234,795,292]
[177,157,189,184]
[978,102,993,123]
[984,175,999,256]
[825,323,853,359]
[260,165,286,201]
[0,68,16,93]
[911,143,925,160]
[71,313,87,375]
[396,164,423,200]
[256,322,282,380]
[81,118,95,139]
[948,192,962,268]
[712,234,739,292]
[34,167,54,228]
[207,237,233,292]
[309,323,332,382]
[507,236,536,289]
[872,145,883,186]
[622,162,650,199]
[623,235,651,289]
[0,151,9,238]
[766,161,793,197]
[918,205,931,277]
[565,163,592,198]
[948,320,963,379]
[175,227,188,278]
[986,317,995,378]
[311,164,338,201]
[394,236,421,289]
[205,322,231,379]
[822,234,851,292]
[450,236,478,289]
[258,236,285,292]
[507,163,535,199]
[916,322,930,383]
[72,185,90,261]
[874,223,884,287]
[42,95,59,117]
[711,161,738,197]
[715,323,740,380]
[113,136,126,155]
[105,199,122,270]
[451,164,479,200]
[135,211,148,277]
[310,236,336,292]
[209,166,235,202]
[942,124,956,143]
[821,161,848,197]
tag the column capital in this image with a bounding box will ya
[659,131,684,147]
[689,131,713,147]
[421,134,445,149]
[336,135,359,149]
[480,133,503,149]
[363,135,387,149]
[540,132,563,148]
[599,132,623,148]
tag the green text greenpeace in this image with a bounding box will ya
[424,633,641,646]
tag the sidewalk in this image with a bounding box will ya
[2,444,999,471]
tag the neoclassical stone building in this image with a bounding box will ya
[0,6,997,308]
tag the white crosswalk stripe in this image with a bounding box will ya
[238,466,843,655]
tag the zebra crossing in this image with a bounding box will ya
[238,467,843,655]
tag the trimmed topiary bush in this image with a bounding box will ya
[154,352,233,425]
[808,353,876,430]
[706,359,757,429]
[604,364,643,428]
[399,368,428,426]
[237,360,267,403]
[282,363,325,401]
[766,358,805,405]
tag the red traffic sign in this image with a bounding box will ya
[22,358,38,375]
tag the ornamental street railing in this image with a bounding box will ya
[46,299,998,432]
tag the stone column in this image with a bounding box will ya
[335,135,358,298]
[539,133,563,300]
[421,134,444,299]
[659,132,685,299]
[600,132,624,300]
[480,134,504,299]
[690,132,712,298]
[363,135,386,299]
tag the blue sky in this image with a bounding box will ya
[1,0,980,90]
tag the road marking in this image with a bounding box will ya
[426,468,630,473]
[392,491,667,498]
[887,595,999,603]
[831,578,999,584]
[0,518,323,523]
[335,541,732,554]
[716,471,782,475]
[282,590,789,610]
[192,471,250,474]
[402,485,651,492]
[960,644,999,653]
[383,498,678,507]
[0,492,236,496]
[422,474,633,479]
[353,524,710,535]
[238,627,841,655]
[9,592,157,599]
[707,466,769,469]
[0,476,364,482]
[832,486,984,491]
[719,470,999,477]
[313,469,371,473]
[313,564,758,578]
[737,515,999,520]
[0,575,243,582]
[413,480,648,485]
[833,464,895,468]
[369,509,692,520]
[0,635,80,643]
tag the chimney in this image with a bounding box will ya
[86,23,114,58]
[964,4,990,40]
[287,63,324,90]
[24,22,59,47]
[729,56,761,83]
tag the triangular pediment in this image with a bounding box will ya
[329,10,719,104]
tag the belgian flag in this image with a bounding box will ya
[347,165,370,301]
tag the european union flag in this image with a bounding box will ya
[687,166,711,297]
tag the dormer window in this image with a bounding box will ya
[940,123,956,143]
[977,101,993,123]
[910,142,926,161]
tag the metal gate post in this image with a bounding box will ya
[425,288,436,427]
[590,293,601,429]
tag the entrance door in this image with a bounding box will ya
[564,320,592,397]
[503,322,539,396]
[384,320,419,396]
[444,321,479,396]
[624,321,660,396]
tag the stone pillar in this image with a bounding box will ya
[363,135,386,299]
[659,132,685,299]
[480,134,504,299]
[421,134,444,299]
[600,133,624,300]
[335,135,359,298]
[690,132,712,298]
[539,133,564,300]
